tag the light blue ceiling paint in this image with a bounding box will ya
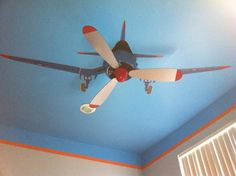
[0,0,235,153]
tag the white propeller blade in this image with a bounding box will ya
[129,68,183,82]
[89,78,118,108]
[83,26,119,69]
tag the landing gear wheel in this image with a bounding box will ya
[146,85,152,94]
[80,83,87,92]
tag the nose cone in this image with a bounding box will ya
[114,67,128,82]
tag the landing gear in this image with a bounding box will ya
[80,76,92,92]
[146,85,153,94]
[144,80,154,94]
[78,66,105,92]
[80,83,87,92]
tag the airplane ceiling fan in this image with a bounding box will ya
[0,21,230,114]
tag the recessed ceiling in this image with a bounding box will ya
[0,0,235,153]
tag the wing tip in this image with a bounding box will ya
[219,66,231,70]
[0,54,11,59]
[83,26,96,34]
[155,55,163,58]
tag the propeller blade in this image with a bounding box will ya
[129,68,182,82]
[89,78,118,108]
[82,26,119,68]
[129,66,230,82]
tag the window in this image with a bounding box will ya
[178,121,236,176]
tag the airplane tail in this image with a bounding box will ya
[120,21,126,40]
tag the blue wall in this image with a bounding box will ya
[0,124,141,166]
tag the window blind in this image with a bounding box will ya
[178,121,236,176]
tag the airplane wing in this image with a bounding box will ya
[0,54,105,76]
[133,53,163,58]
[78,52,163,58]
[78,52,99,56]
[181,66,230,75]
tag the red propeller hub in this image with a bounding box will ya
[114,67,128,82]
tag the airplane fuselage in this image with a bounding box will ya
[103,40,137,82]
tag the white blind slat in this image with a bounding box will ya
[201,146,211,176]
[192,152,201,176]
[214,138,230,176]
[196,149,207,176]
[188,154,197,176]
[182,157,191,176]
[187,155,194,176]
[218,135,234,175]
[227,131,236,154]
[222,133,236,175]
[228,128,236,151]
[178,121,236,176]
[205,143,217,175]
[209,141,222,176]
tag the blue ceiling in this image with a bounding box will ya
[0,0,235,153]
